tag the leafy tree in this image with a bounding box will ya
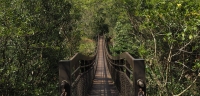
[105,0,200,95]
[0,0,81,95]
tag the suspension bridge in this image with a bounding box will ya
[59,36,145,96]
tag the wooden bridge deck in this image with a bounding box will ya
[88,37,119,96]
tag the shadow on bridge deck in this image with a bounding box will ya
[88,37,119,96]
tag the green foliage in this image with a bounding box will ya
[105,0,200,95]
[0,0,81,95]
[78,37,96,56]
[110,21,139,57]
[139,0,200,95]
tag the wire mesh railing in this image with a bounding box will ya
[59,36,99,96]
[103,36,146,96]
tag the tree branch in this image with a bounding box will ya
[173,76,198,96]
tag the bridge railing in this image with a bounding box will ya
[103,36,146,96]
[59,36,99,96]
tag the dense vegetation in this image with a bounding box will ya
[0,0,199,95]
[106,0,200,95]
[0,0,81,95]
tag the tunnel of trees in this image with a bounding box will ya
[0,0,200,95]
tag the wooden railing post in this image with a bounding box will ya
[59,60,71,96]
[133,59,146,96]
